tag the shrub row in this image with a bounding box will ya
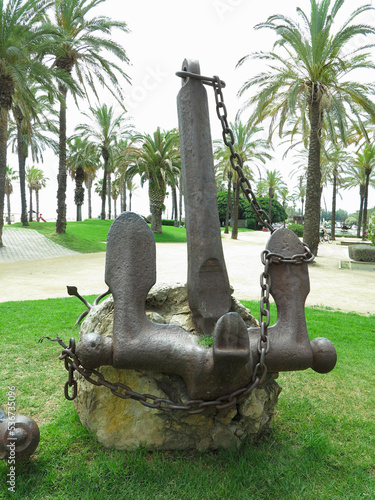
[161,219,184,227]
[348,244,375,262]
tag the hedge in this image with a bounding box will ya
[348,244,375,262]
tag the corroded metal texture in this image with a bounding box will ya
[248,228,337,374]
[76,211,253,400]
[177,59,231,335]
[0,412,40,461]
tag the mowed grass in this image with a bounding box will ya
[11,219,188,252]
[0,297,374,499]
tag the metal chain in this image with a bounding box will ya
[40,333,268,414]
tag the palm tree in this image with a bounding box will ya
[258,169,286,224]
[351,143,375,239]
[343,164,369,237]
[126,128,180,233]
[5,167,18,224]
[214,119,272,239]
[26,166,47,221]
[49,0,131,233]
[237,0,375,255]
[0,0,62,247]
[67,136,98,221]
[9,89,58,226]
[75,104,132,220]
[321,144,349,240]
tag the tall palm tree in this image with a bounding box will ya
[126,128,180,234]
[9,89,58,226]
[66,136,98,221]
[75,104,132,220]
[351,143,375,239]
[237,0,375,255]
[0,0,62,247]
[26,166,47,221]
[343,164,370,237]
[321,144,349,239]
[258,169,286,224]
[5,166,18,224]
[214,119,271,239]
[50,0,131,233]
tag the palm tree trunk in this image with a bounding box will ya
[29,186,33,222]
[149,182,164,234]
[56,84,68,233]
[231,178,240,240]
[0,107,8,247]
[304,100,322,256]
[357,186,364,238]
[179,174,183,227]
[107,172,111,219]
[101,154,109,220]
[15,106,28,227]
[172,185,178,226]
[88,175,92,219]
[122,181,127,212]
[362,170,370,240]
[36,190,40,222]
[225,173,232,234]
[331,173,337,241]
[6,193,11,224]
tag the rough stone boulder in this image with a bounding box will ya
[74,283,282,451]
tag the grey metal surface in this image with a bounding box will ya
[177,59,232,335]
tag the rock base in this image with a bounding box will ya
[74,283,282,451]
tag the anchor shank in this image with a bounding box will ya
[177,59,231,334]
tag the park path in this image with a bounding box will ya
[0,227,374,315]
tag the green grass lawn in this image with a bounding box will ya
[0,297,374,499]
[11,219,188,252]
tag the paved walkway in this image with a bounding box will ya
[0,228,78,262]
[0,227,374,315]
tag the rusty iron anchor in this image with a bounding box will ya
[74,58,336,403]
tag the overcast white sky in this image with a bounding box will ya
[7,0,375,221]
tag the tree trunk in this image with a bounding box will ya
[74,166,84,222]
[56,84,68,233]
[6,192,11,224]
[36,190,40,222]
[231,178,240,240]
[304,100,322,256]
[149,182,164,234]
[179,174,183,227]
[357,186,364,238]
[225,173,232,234]
[88,174,92,219]
[172,185,178,226]
[121,180,126,212]
[101,152,109,220]
[107,172,111,219]
[362,170,370,240]
[15,106,28,226]
[0,107,8,247]
[29,186,33,222]
[331,173,337,241]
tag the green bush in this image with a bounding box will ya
[348,244,375,262]
[287,223,304,237]
[246,218,257,230]
[161,219,184,227]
